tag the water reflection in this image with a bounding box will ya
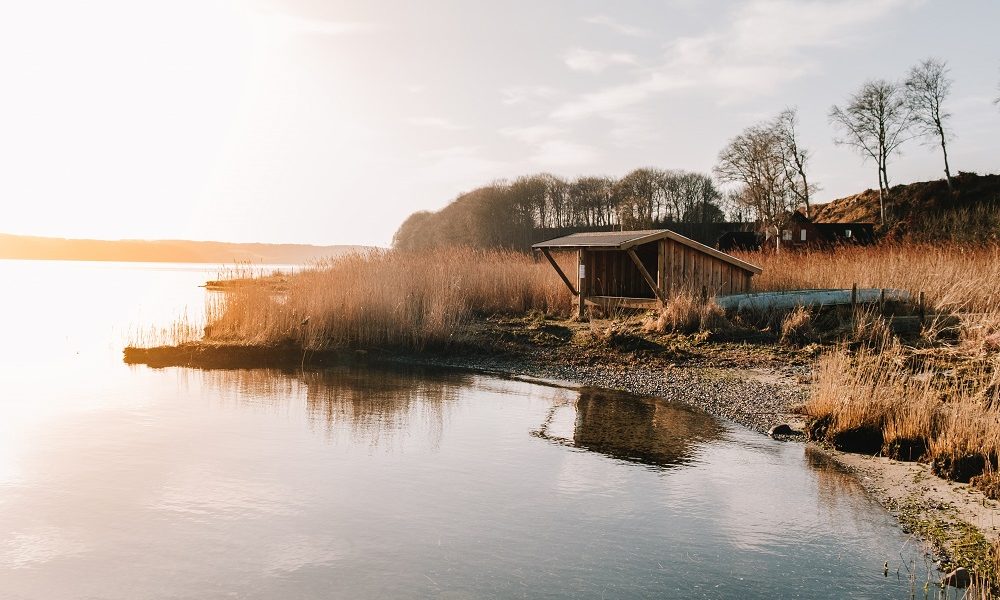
[533,388,724,469]
[0,260,940,599]
[201,364,468,447]
[804,445,867,504]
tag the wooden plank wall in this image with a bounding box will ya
[577,240,754,302]
[659,238,752,297]
[584,248,657,298]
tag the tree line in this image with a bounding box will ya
[392,169,727,251]
[395,57,992,250]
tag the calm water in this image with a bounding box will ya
[0,260,937,599]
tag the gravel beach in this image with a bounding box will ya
[386,345,810,435]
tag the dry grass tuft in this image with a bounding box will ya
[779,306,815,346]
[644,292,729,334]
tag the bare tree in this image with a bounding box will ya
[713,123,792,231]
[614,168,664,229]
[905,58,955,191]
[830,79,912,223]
[568,176,616,226]
[773,108,818,217]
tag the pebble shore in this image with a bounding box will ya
[393,352,809,434]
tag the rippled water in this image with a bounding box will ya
[0,260,938,599]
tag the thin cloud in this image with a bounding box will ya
[500,125,567,144]
[582,14,647,37]
[408,116,466,131]
[254,12,377,36]
[554,0,912,120]
[529,140,600,168]
[417,146,508,185]
[552,73,693,120]
[564,48,637,73]
[501,85,559,105]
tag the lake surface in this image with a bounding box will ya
[0,260,939,599]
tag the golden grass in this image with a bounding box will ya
[743,243,1000,487]
[199,247,572,351]
[643,291,728,334]
[734,243,1000,313]
[778,305,814,346]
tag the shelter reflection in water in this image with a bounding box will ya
[532,387,724,469]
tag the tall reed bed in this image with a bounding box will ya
[202,247,572,351]
[734,243,1000,313]
[737,243,1000,485]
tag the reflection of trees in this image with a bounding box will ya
[202,364,468,448]
[533,388,724,469]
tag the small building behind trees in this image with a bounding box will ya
[533,229,762,317]
[768,213,876,249]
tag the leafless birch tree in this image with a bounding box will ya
[904,58,955,191]
[773,108,818,218]
[829,79,912,223]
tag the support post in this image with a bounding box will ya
[919,291,925,325]
[626,248,665,305]
[540,248,577,296]
[657,240,666,299]
[577,250,587,320]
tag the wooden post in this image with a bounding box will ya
[919,291,925,325]
[626,248,665,304]
[577,250,586,320]
[657,239,666,299]
[851,283,858,325]
[879,288,886,316]
[540,249,578,296]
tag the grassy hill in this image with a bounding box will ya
[0,233,368,264]
[812,172,1000,240]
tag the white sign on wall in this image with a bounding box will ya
[578,264,586,279]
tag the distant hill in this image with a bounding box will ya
[812,172,1000,238]
[0,233,368,264]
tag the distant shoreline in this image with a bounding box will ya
[0,232,369,265]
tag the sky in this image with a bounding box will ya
[0,0,997,247]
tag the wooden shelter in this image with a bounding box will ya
[533,229,762,317]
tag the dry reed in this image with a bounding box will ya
[745,243,1000,488]
[734,243,1000,314]
[200,247,572,351]
[778,306,815,346]
[643,291,729,334]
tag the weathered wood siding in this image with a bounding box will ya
[574,239,755,306]
[658,238,752,297]
[581,244,659,298]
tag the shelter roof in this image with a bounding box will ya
[532,229,762,274]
